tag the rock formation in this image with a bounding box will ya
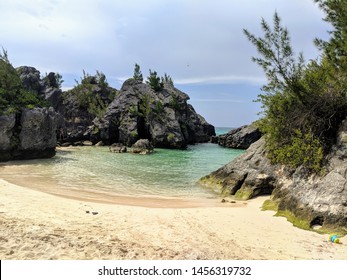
[131,139,154,154]
[200,120,347,232]
[8,67,215,149]
[91,78,215,148]
[213,124,261,149]
[0,107,57,161]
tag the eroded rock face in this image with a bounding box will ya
[92,79,215,148]
[0,114,16,161]
[0,108,57,161]
[201,120,347,230]
[216,124,262,149]
[200,138,277,199]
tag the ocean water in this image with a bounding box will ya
[0,128,244,200]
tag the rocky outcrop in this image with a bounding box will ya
[0,108,57,161]
[214,124,262,149]
[131,139,154,154]
[92,78,215,148]
[109,143,127,153]
[14,67,214,149]
[200,120,347,231]
[200,138,277,199]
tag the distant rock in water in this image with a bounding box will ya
[214,124,261,149]
[91,78,215,148]
[109,143,127,153]
[0,108,57,161]
[131,139,153,155]
[200,119,347,231]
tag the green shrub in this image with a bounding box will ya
[0,49,47,114]
[244,12,347,173]
[133,63,143,82]
[167,133,175,142]
[146,70,163,92]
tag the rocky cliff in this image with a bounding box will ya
[91,78,215,148]
[200,120,347,232]
[0,107,57,161]
[7,67,215,149]
[212,123,261,149]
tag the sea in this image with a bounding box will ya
[0,128,243,201]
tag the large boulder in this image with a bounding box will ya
[131,139,153,154]
[0,107,57,161]
[200,119,347,231]
[200,138,277,199]
[217,124,262,149]
[92,78,215,148]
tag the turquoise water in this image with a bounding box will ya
[215,127,233,135]
[0,142,244,199]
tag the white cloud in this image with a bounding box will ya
[0,0,331,125]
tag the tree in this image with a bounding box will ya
[146,69,163,92]
[0,48,47,114]
[244,11,347,172]
[133,63,143,82]
[314,0,347,72]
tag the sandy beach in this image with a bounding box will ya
[0,178,346,260]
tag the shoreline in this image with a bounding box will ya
[1,178,347,260]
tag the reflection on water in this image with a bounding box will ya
[0,143,244,199]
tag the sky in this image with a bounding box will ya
[0,0,331,127]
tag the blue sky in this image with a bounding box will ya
[0,0,330,127]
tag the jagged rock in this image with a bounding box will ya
[201,119,347,231]
[0,114,16,161]
[109,143,127,153]
[217,124,262,149]
[200,138,277,199]
[92,78,215,148]
[131,139,153,154]
[16,66,41,93]
[0,108,57,161]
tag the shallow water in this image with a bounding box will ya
[0,143,244,200]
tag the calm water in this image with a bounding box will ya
[0,128,244,199]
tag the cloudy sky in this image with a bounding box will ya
[0,0,330,127]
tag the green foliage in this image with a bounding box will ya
[65,70,113,118]
[245,11,347,172]
[0,48,47,114]
[267,130,324,173]
[314,0,347,72]
[161,73,174,87]
[138,93,153,119]
[43,72,64,89]
[146,69,163,92]
[169,95,182,111]
[167,133,175,142]
[133,63,143,82]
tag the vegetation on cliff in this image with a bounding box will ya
[244,1,347,172]
[62,70,117,119]
[0,49,47,114]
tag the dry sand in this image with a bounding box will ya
[0,178,346,260]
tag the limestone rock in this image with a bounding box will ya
[200,138,277,199]
[201,119,347,230]
[0,114,16,161]
[131,139,153,154]
[109,143,127,153]
[92,78,215,148]
[217,124,262,149]
[0,108,57,161]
